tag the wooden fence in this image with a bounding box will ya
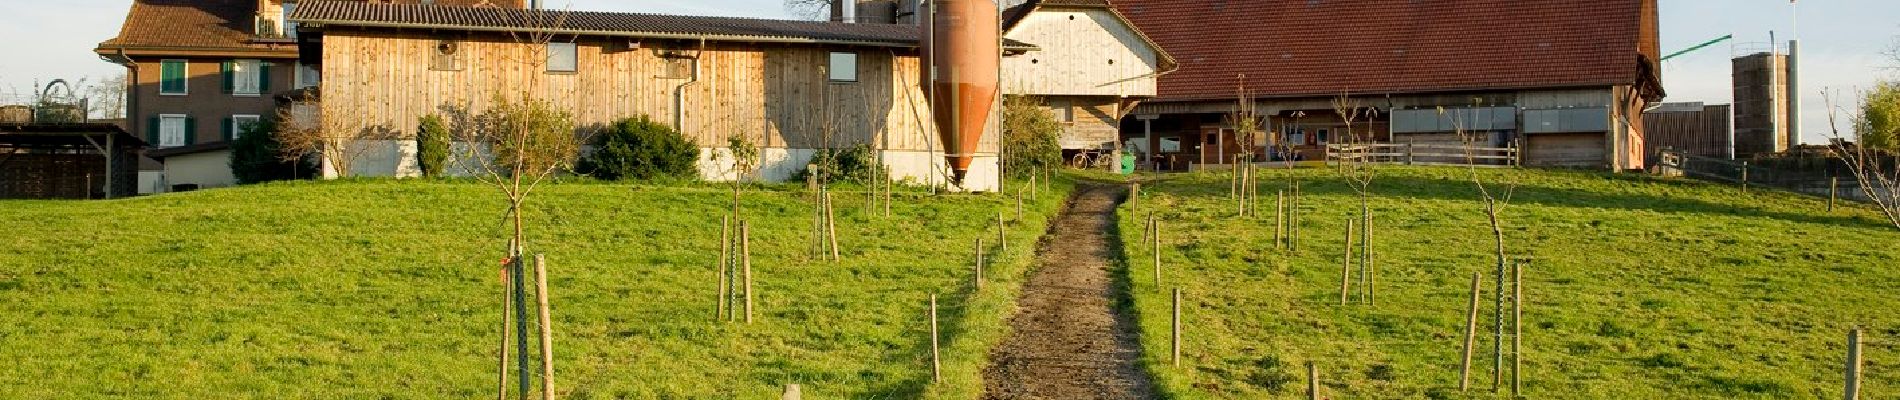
[1324,143,1521,168]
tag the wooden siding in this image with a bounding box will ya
[319,31,996,154]
[1045,95,1121,150]
[1524,132,1604,168]
[1001,8,1161,97]
[1644,104,1732,164]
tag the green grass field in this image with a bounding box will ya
[1117,167,1900,399]
[0,178,1069,399]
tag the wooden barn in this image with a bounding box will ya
[1113,0,1666,171]
[290,0,1034,190]
[1000,0,1174,164]
[1642,102,1733,167]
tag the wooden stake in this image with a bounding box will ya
[974,238,985,291]
[533,254,555,400]
[1131,183,1141,214]
[718,216,730,320]
[743,221,754,324]
[930,293,941,382]
[1153,219,1163,293]
[1512,260,1523,397]
[781,384,802,400]
[826,191,840,262]
[1340,218,1354,305]
[997,213,1008,253]
[1741,161,1750,193]
[1847,327,1863,400]
[1307,362,1320,400]
[1830,176,1839,212]
[496,241,514,400]
[1016,195,1024,221]
[883,172,892,218]
[1364,210,1375,307]
[1460,272,1481,391]
[1171,287,1182,367]
[1275,189,1285,249]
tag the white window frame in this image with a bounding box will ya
[231,114,262,139]
[282,2,299,39]
[233,59,263,97]
[159,114,188,147]
[294,61,320,89]
[546,42,577,73]
[828,52,858,82]
[160,59,188,96]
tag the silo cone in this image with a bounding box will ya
[921,0,999,186]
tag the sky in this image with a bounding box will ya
[2,0,1893,143]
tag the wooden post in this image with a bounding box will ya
[1307,362,1320,400]
[1131,182,1141,214]
[997,213,1008,253]
[1406,143,1415,165]
[1741,161,1750,193]
[1512,260,1523,397]
[825,191,840,262]
[1846,327,1863,400]
[1153,219,1163,293]
[718,216,730,320]
[1340,218,1354,305]
[1460,272,1481,391]
[781,384,802,400]
[1016,195,1024,221]
[974,238,985,291]
[930,293,941,382]
[1171,287,1182,367]
[1364,210,1375,307]
[1275,190,1285,249]
[1030,173,1038,198]
[533,254,555,400]
[1830,176,1839,212]
[743,221,754,324]
[496,240,514,400]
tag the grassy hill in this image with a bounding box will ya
[1117,167,1900,399]
[0,178,1068,399]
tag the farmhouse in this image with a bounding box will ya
[94,0,527,193]
[289,1,1075,190]
[1114,0,1665,171]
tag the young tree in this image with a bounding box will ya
[1001,95,1062,178]
[417,114,452,178]
[1332,93,1381,304]
[1825,88,1900,229]
[277,92,385,178]
[1446,104,1521,390]
[85,74,126,120]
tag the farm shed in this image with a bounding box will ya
[1112,0,1665,171]
[0,124,145,199]
[999,0,1175,164]
[290,0,1039,191]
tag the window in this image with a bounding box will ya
[1316,128,1330,145]
[662,58,692,79]
[160,60,187,95]
[828,52,857,82]
[547,42,577,73]
[432,40,462,71]
[1159,137,1181,153]
[229,115,261,141]
[294,62,320,89]
[1049,99,1074,123]
[226,59,265,96]
[158,114,189,147]
[1288,128,1305,146]
[282,2,298,38]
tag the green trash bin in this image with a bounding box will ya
[1121,154,1137,174]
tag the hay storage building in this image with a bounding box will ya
[289,0,1048,191]
[999,0,1174,162]
[1113,0,1666,171]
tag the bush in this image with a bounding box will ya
[416,114,451,177]
[1002,95,1063,177]
[578,115,699,181]
[793,144,884,184]
[228,118,311,184]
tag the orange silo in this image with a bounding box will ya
[921,0,999,186]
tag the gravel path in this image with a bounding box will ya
[981,183,1155,399]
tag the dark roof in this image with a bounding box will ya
[1003,0,1114,31]
[0,124,147,149]
[144,141,231,159]
[293,0,1035,49]
[98,0,268,51]
[1115,0,1662,101]
[97,0,522,53]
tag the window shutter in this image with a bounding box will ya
[221,61,235,94]
[222,117,234,141]
[184,116,197,145]
[146,116,159,145]
[259,62,271,93]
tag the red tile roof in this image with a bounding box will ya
[97,0,521,52]
[1115,0,1660,101]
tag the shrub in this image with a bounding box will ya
[1002,95,1063,177]
[794,144,884,184]
[228,118,311,184]
[416,114,451,178]
[578,115,699,181]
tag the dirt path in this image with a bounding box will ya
[981,183,1154,399]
